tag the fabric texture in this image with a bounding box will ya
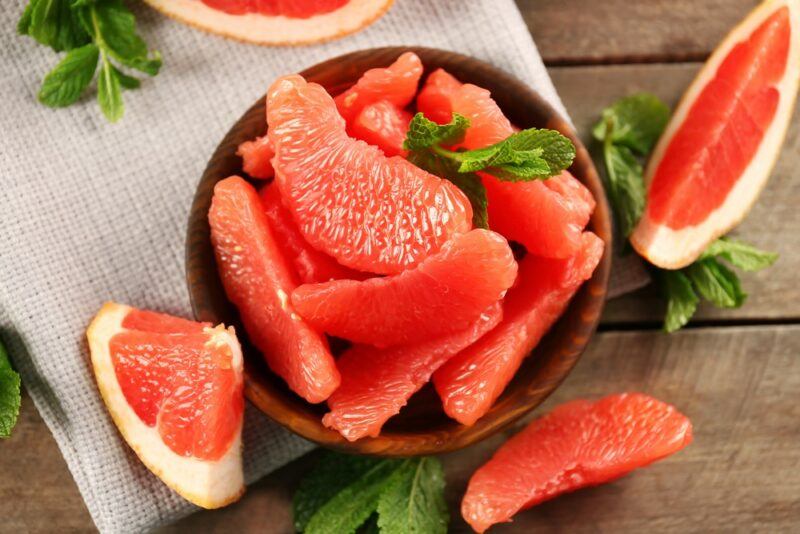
[0,1,647,532]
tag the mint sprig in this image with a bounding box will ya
[294,452,449,534]
[0,340,22,439]
[404,113,576,229]
[18,0,161,122]
[594,94,778,332]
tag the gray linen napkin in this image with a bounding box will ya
[0,1,646,532]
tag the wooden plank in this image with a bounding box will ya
[550,63,800,323]
[517,0,760,65]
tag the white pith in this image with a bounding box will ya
[631,0,800,269]
[142,0,393,45]
[86,302,245,509]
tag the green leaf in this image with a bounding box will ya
[700,237,778,272]
[377,457,448,534]
[38,43,99,107]
[659,270,699,333]
[112,65,141,89]
[0,340,22,439]
[403,113,469,151]
[685,258,747,308]
[592,93,670,155]
[97,60,123,122]
[22,0,90,51]
[17,0,37,35]
[501,128,576,174]
[602,141,646,237]
[407,151,488,229]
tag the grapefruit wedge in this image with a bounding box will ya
[267,74,473,274]
[237,135,274,180]
[631,0,800,269]
[462,393,693,533]
[87,303,244,508]
[209,176,340,403]
[291,229,517,347]
[323,303,503,441]
[142,0,393,45]
[434,232,604,426]
[350,100,412,157]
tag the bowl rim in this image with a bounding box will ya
[186,46,613,456]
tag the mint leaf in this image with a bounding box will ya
[38,43,99,107]
[404,113,469,151]
[500,128,576,174]
[112,65,141,89]
[602,142,646,237]
[686,258,746,308]
[700,237,778,272]
[0,340,22,439]
[97,60,123,122]
[592,93,670,155]
[20,0,90,52]
[377,458,448,534]
[92,0,161,75]
[660,270,699,333]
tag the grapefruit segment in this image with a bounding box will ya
[259,183,366,284]
[632,0,800,268]
[462,393,693,533]
[142,0,394,45]
[433,232,604,426]
[334,51,423,124]
[209,176,340,403]
[417,68,462,125]
[350,100,412,157]
[87,302,244,509]
[237,135,274,180]
[323,303,503,441]
[291,229,518,347]
[267,74,473,274]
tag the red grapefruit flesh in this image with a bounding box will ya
[291,229,517,347]
[334,51,423,124]
[434,232,604,426]
[142,0,394,45]
[350,100,412,157]
[632,0,800,269]
[417,70,596,258]
[259,183,366,284]
[462,393,693,533]
[323,303,503,441]
[209,176,340,403]
[267,74,473,275]
[87,302,245,508]
[237,135,274,180]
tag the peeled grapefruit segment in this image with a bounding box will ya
[350,100,412,157]
[462,393,693,533]
[334,51,423,124]
[209,176,340,403]
[434,232,604,426]
[259,183,366,284]
[631,0,800,269]
[291,229,517,347]
[417,70,596,257]
[87,302,245,508]
[237,135,274,180]
[267,74,473,274]
[323,303,503,441]
[142,0,393,45]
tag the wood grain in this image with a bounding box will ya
[550,63,800,324]
[516,0,761,65]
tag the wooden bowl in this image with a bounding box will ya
[186,47,612,456]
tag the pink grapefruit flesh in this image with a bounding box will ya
[237,135,274,180]
[350,100,412,157]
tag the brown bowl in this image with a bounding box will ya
[186,47,612,456]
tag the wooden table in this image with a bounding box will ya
[4,1,799,531]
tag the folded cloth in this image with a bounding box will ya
[0,0,647,531]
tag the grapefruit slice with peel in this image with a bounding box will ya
[87,302,245,508]
[350,100,412,157]
[631,0,800,269]
[462,393,693,533]
[237,135,274,180]
[209,176,340,403]
[334,51,423,124]
[291,229,517,347]
[267,74,473,274]
[323,303,503,441]
[434,232,604,426]
[142,0,393,45]
[259,183,366,284]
